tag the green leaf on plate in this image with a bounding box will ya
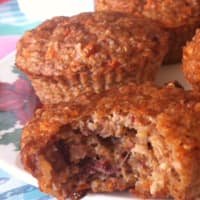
[0,111,17,131]
[0,128,22,151]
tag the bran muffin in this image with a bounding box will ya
[95,0,200,64]
[16,12,168,105]
[183,29,200,91]
[21,82,200,200]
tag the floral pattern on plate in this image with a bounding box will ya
[0,61,41,151]
[0,52,56,199]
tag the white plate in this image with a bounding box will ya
[0,52,190,199]
[17,0,94,21]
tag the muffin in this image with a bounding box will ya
[16,12,168,105]
[183,29,200,91]
[95,0,200,64]
[21,82,200,200]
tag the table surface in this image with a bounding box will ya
[0,0,54,199]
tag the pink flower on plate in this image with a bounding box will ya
[0,78,41,125]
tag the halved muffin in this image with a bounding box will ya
[16,12,168,105]
[95,0,200,64]
[21,82,200,200]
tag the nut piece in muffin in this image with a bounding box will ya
[95,0,200,64]
[16,12,168,105]
[183,29,200,91]
[21,82,200,200]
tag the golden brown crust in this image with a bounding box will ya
[95,0,200,28]
[183,29,200,90]
[16,16,67,73]
[21,82,200,200]
[95,0,200,64]
[16,12,168,104]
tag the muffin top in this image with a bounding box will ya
[16,12,168,77]
[95,0,200,28]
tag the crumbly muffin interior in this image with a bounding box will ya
[30,112,176,200]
